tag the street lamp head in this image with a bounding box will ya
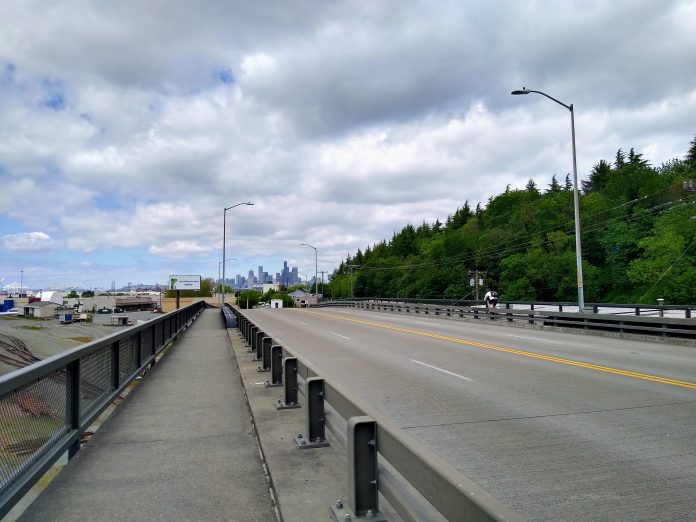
[511,88,529,95]
[225,201,254,211]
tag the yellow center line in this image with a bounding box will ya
[296,309,696,390]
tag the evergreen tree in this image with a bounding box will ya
[615,148,626,169]
[627,147,648,166]
[564,174,573,190]
[547,174,561,193]
[582,159,612,194]
[525,178,539,194]
[685,135,696,167]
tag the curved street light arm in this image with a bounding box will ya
[300,243,318,297]
[511,88,572,111]
[222,202,254,306]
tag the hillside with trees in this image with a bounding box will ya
[327,136,696,305]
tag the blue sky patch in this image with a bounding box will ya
[40,77,66,111]
[43,93,65,111]
[1,63,17,84]
[216,68,234,85]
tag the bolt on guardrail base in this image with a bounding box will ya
[330,501,386,521]
[264,380,282,388]
[293,432,330,449]
[275,399,300,410]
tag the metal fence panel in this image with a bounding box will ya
[0,372,70,490]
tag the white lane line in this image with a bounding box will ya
[414,321,437,326]
[297,321,308,326]
[505,334,560,344]
[410,359,472,381]
[330,332,351,340]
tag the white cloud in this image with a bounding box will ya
[1,0,695,287]
[2,232,55,252]
[149,241,208,258]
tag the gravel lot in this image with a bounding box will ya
[0,311,162,376]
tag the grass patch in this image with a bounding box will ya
[69,336,93,343]
[15,325,45,331]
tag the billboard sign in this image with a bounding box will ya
[168,275,201,291]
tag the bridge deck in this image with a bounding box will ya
[19,309,277,521]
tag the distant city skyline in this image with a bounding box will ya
[223,260,320,290]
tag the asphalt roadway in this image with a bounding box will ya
[244,307,696,521]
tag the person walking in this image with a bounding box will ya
[484,288,498,313]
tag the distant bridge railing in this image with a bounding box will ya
[320,297,695,318]
[0,300,206,518]
[229,305,520,521]
[313,299,696,342]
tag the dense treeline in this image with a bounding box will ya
[327,136,696,304]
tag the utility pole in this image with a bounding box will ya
[320,270,325,297]
[469,270,486,301]
[346,264,359,298]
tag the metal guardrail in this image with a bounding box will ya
[228,305,520,522]
[0,300,206,518]
[314,300,696,342]
[328,297,695,318]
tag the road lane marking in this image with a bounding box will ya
[410,359,472,381]
[415,321,437,326]
[330,332,351,340]
[297,309,696,391]
[296,321,308,326]
[506,334,561,344]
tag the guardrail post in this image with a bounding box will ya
[294,377,330,449]
[67,359,81,457]
[276,357,301,409]
[265,345,283,387]
[254,330,265,361]
[111,341,120,390]
[331,416,384,521]
[136,330,143,368]
[687,308,692,319]
[249,326,258,353]
[257,337,272,372]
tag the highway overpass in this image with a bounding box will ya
[242,306,696,520]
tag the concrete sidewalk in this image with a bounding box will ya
[19,309,277,522]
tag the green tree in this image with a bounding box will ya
[547,174,561,193]
[237,290,262,309]
[685,135,696,167]
[582,159,612,194]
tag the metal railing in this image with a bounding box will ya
[0,300,206,518]
[314,299,696,342]
[323,297,695,318]
[228,305,520,521]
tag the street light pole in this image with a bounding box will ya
[218,258,236,304]
[20,270,23,297]
[512,87,585,312]
[222,202,253,307]
[300,243,318,297]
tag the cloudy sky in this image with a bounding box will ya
[1,1,695,290]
